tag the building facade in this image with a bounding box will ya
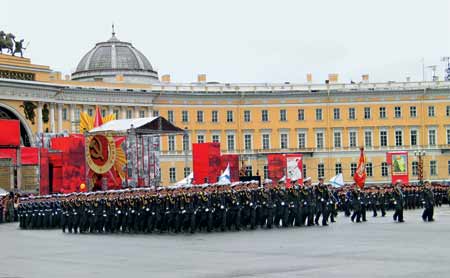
[0,33,450,186]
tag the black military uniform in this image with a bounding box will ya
[422,182,435,222]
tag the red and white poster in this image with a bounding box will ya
[386,151,409,185]
[286,154,303,184]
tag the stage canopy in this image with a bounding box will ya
[88,116,184,135]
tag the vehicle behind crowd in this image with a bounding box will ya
[17,182,450,234]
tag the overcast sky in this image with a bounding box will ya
[3,0,450,83]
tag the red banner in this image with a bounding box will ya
[0,119,20,147]
[387,151,409,185]
[268,154,286,183]
[40,148,49,195]
[353,148,366,189]
[193,143,221,184]
[286,154,303,185]
[51,137,86,193]
[48,152,63,193]
[21,147,39,165]
[221,154,239,182]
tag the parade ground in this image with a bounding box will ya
[1,207,450,278]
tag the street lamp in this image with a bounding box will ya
[414,150,426,185]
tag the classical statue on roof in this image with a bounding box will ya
[0,31,27,57]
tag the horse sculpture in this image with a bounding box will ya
[0,32,15,55]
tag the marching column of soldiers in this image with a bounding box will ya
[17,179,449,234]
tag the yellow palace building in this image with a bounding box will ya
[1,31,450,186]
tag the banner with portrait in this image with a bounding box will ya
[386,151,409,185]
[286,154,303,185]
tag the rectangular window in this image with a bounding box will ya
[182,134,190,151]
[280,109,287,121]
[335,163,342,175]
[264,165,269,179]
[184,167,191,178]
[333,108,340,120]
[226,111,233,122]
[412,161,418,176]
[126,110,132,119]
[245,166,253,176]
[364,107,371,119]
[169,168,176,183]
[297,109,305,121]
[168,135,175,151]
[318,163,325,178]
[298,133,306,149]
[410,130,418,146]
[244,110,251,122]
[428,129,436,146]
[430,160,437,176]
[152,110,159,117]
[334,131,341,148]
[351,163,357,177]
[197,111,204,123]
[315,108,323,120]
[244,134,252,150]
[447,130,450,145]
[380,130,388,147]
[381,162,389,177]
[349,131,357,148]
[102,109,107,118]
[62,108,68,121]
[348,107,356,120]
[88,108,94,117]
[197,135,205,143]
[366,162,373,177]
[395,130,403,146]
[316,132,324,149]
[394,106,402,118]
[364,131,372,147]
[139,110,145,118]
[262,110,269,122]
[75,108,81,122]
[167,110,174,122]
[113,109,119,120]
[262,134,270,150]
[303,164,307,178]
[227,135,235,151]
[211,110,218,123]
[212,135,220,143]
[379,107,386,119]
[182,111,189,122]
[280,133,288,149]
[410,106,417,118]
[428,106,435,117]
[448,161,450,175]
[447,106,450,117]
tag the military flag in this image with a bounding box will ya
[353,147,366,188]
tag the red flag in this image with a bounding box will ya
[353,147,366,189]
[93,106,103,128]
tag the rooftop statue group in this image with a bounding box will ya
[0,31,26,58]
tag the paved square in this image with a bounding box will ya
[1,207,450,278]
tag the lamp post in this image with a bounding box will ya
[414,150,426,185]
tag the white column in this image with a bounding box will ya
[57,104,63,133]
[135,107,140,118]
[109,105,114,116]
[147,106,153,117]
[50,103,55,133]
[70,104,75,133]
[122,107,127,119]
[37,102,43,134]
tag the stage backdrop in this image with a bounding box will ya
[220,154,239,182]
[0,119,20,147]
[268,154,286,183]
[386,151,409,184]
[193,143,221,184]
[286,154,303,185]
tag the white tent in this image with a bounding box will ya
[89,116,184,135]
